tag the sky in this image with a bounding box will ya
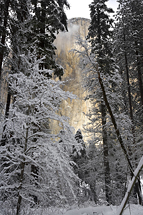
[65,0,118,19]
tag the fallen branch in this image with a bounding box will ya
[117,156,143,215]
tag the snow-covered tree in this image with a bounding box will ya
[72,0,143,205]
[0,0,70,133]
[86,0,114,204]
[114,0,143,161]
[70,129,90,202]
[0,0,30,146]
[70,129,86,179]
[0,0,81,213]
[114,0,143,204]
[30,0,70,79]
[74,28,142,206]
[0,47,78,214]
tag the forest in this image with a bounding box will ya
[0,0,143,215]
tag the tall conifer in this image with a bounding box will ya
[87,0,114,204]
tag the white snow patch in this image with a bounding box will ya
[63,205,143,215]
[0,204,143,215]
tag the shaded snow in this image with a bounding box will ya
[64,205,115,215]
[1,204,142,215]
[63,205,143,215]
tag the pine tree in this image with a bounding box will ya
[85,141,99,204]
[1,0,30,146]
[70,129,90,202]
[0,46,77,213]
[1,0,70,144]
[30,0,69,79]
[74,0,143,203]
[114,0,143,204]
[71,129,86,178]
[87,0,114,204]
[0,0,80,213]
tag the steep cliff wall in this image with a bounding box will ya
[1,18,91,140]
[53,18,91,138]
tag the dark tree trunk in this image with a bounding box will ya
[124,36,134,122]
[124,50,136,142]
[101,101,112,204]
[135,41,143,106]
[97,6,112,204]
[4,87,11,119]
[16,127,29,215]
[1,87,11,146]
[0,0,10,91]
[90,181,97,204]
[97,71,143,205]
[118,158,143,215]
[123,34,142,204]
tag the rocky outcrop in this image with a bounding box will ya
[1,18,91,140]
[52,18,91,139]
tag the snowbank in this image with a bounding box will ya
[0,204,143,215]
[64,204,143,215]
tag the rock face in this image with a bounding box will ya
[53,18,91,138]
[1,18,91,140]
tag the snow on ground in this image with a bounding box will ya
[63,205,143,215]
[1,204,143,215]
[22,204,143,215]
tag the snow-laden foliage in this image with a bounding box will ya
[0,44,79,211]
[75,35,135,152]
[74,0,143,208]
[74,33,142,205]
[0,0,80,212]
[114,0,143,166]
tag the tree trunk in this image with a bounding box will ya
[97,71,143,205]
[30,130,39,204]
[135,41,143,106]
[123,32,136,145]
[101,101,112,204]
[124,49,136,144]
[0,0,10,95]
[123,33,142,205]
[16,126,29,215]
[1,87,11,146]
[90,180,97,204]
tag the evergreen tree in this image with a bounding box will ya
[1,0,70,137]
[87,0,114,204]
[85,141,100,204]
[0,45,77,213]
[30,0,69,79]
[115,0,143,149]
[74,0,143,203]
[0,0,80,213]
[114,0,143,204]
[71,129,86,179]
[1,0,30,146]
[70,129,90,202]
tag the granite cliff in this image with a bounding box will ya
[1,18,91,140]
[52,18,91,138]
